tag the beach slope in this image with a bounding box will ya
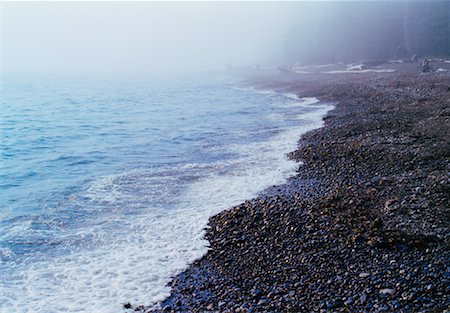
[150,63,450,312]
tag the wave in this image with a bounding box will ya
[0,84,334,313]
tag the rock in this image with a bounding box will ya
[422,58,432,73]
[359,272,370,278]
[344,299,354,305]
[379,288,395,296]
[360,293,368,304]
[257,299,268,305]
[250,289,262,298]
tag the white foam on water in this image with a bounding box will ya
[283,92,300,100]
[285,97,319,107]
[183,104,333,213]
[346,64,366,71]
[389,60,404,64]
[0,90,334,313]
[315,62,345,68]
[323,69,397,74]
[291,69,310,74]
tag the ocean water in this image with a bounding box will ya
[0,74,333,312]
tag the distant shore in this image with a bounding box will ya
[145,61,450,312]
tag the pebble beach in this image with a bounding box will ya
[144,61,450,313]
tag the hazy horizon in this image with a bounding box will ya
[3,2,295,77]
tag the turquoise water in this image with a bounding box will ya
[0,74,333,312]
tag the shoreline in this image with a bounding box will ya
[146,64,449,312]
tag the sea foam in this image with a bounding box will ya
[0,84,333,313]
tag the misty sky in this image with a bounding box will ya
[3,2,295,76]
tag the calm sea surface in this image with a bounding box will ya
[0,74,333,312]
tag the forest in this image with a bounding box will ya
[284,1,450,65]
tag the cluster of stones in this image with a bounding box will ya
[142,69,449,312]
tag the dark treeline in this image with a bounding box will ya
[284,1,450,65]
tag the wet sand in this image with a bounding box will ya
[144,62,449,312]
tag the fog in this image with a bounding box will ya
[284,1,450,65]
[4,1,449,77]
[3,2,294,76]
